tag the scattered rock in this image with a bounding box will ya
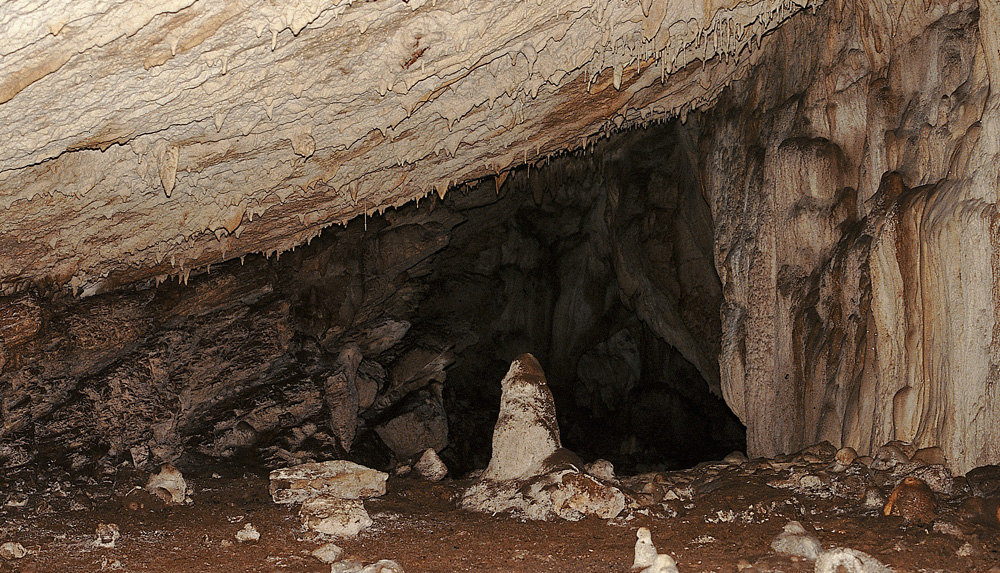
[551,472,626,520]
[375,390,449,462]
[871,444,909,471]
[269,460,388,504]
[585,459,617,481]
[814,547,893,573]
[482,354,562,481]
[907,464,953,495]
[798,442,837,461]
[311,542,343,563]
[0,542,26,560]
[413,448,448,481]
[235,523,260,543]
[94,523,120,549]
[835,446,858,466]
[146,464,187,505]
[958,496,1000,528]
[884,477,936,525]
[966,465,1000,497]
[5,493,27,508]
[769,520,821,561]
[885,440,916,458]
[863,487,887,509]
[300,498,373,537]
[723,451,748,465]
[956,542,975,557]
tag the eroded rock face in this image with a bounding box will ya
[698,0,1000,473]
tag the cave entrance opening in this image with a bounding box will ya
[413,120,746,476]
[0,121,743,482]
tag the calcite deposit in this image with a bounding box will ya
[0,0,815,297]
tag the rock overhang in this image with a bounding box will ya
[0,0,818,296]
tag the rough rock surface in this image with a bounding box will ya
[269,460,387,504]
[482,353,562,481]
[0,0,817,296]
[700,0,1000,473]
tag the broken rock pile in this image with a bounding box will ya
[270,460,387,537]
[461,354,625,521]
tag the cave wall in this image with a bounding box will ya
[0,124,742,475]
[700,0,1000,473]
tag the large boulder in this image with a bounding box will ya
[269,460,387,504]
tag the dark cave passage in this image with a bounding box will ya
[0,121,743,480]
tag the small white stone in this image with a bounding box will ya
[414,448,448,481]
[146,464,187,505]
[0,542,26,560]
[956,542,975,557]
[799,474,823,489]
[835,446,858,465]
[770,520,821,561]
[585,459,617,481]
[94,523,121,548]
[235,523,260,543]
[310,542,343,563]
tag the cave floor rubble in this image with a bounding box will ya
[0,459,997,572]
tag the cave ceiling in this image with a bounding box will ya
[0,0,817,295]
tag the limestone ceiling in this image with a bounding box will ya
[0,0,817,295]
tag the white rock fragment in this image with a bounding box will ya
[585,459,616,481]
[0,542,26,560]
[413,448,448,481]
[311,542,343,563]
[633,527,657,569]
[770,520,821,561]
[331,559,364,573]
[814,547,894,573]
[269,460,388,504]
[956,542,974,557]
[360,560,405,573]
[146,464,187,505]
[94,523,121,549]
[235,523,260,543]
[642,554,679,573]
[483,353,561,481]
[300,498,373,537]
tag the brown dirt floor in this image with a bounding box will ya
[0,464,998,572]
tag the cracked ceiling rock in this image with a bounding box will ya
[0,0,817,295]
